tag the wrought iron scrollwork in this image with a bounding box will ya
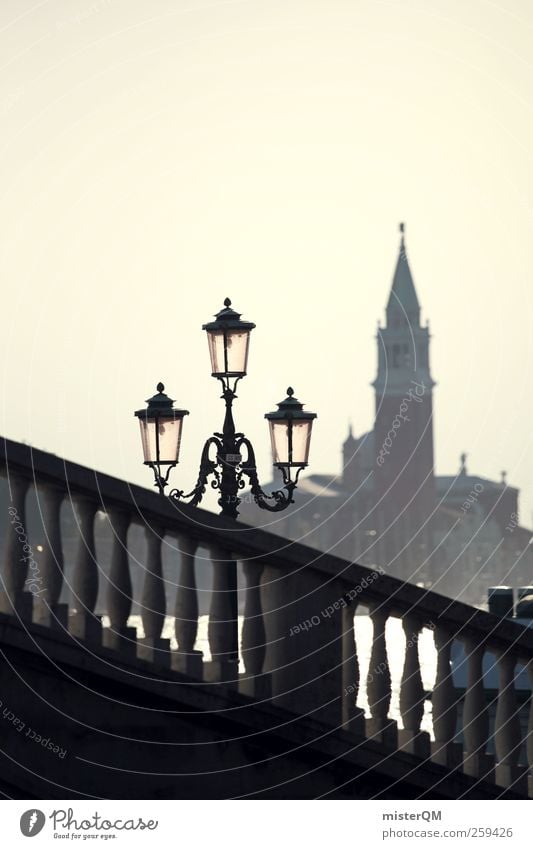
[151,380,305,517]
[168,436,222,508]
[151,463,176,495]
[236,437,301,512]
[166,432,300,514]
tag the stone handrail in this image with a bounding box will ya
[1,436,532,797]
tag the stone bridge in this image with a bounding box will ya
[0,437,531,799]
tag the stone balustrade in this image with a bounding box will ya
[1,436,532,797]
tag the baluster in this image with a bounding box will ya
[260,563,344,722]
[259,562,294,711]
[206,545,238,687]
[398,616,429,756]
[138,523,170,666]
[462,637,493,780]
[494,650,525,792]
[0,473,32,618]
[240,561,270,699]
[365,603,397,746]
[431,626,460,767]
[70,497,101,643]
[33,484,67,629]
[103,510,136,657]
[527,660,533,797]
[172,536,203,679]
[342,599,364,734]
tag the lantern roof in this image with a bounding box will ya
[265,387,317,422]
[202,298,256,333]
[134,383,189,420]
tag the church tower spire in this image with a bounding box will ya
[386,223,421,327]
[373,223,434,393]
[371,224,436,582]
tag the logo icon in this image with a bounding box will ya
[20,810,45,837]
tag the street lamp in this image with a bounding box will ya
[134,298,317,519]
[134,384,189,495]
[203,297,255,380]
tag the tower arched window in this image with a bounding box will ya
[392,344,401,367]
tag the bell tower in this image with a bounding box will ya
[371,224,436,581]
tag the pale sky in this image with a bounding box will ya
[1,0,533,524]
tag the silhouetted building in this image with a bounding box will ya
[242,226,532,604]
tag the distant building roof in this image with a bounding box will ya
[298,475,345,498]
[436,475,517,493]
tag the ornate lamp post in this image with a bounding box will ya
[135,298,316,519]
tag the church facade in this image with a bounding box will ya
[241,227,532,605]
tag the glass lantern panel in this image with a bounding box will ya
[138,416,184,464]
[290,419,313,465]
[268,420,288,465]
[269,419,313,466]
[206,331,225,375]
[207,329,250,376]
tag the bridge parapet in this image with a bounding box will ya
[1,436,532,797]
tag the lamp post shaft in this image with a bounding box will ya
[218,387,241,519]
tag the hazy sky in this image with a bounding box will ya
[1,0,533,524]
